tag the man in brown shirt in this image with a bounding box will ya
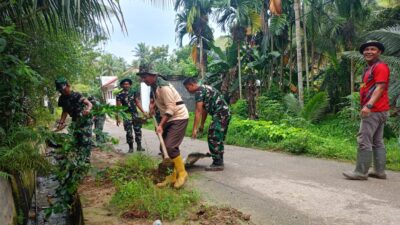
[137,65,189,189]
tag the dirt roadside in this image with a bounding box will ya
[79,148,255,225]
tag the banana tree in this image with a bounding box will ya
[244,47,281,118]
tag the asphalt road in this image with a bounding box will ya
[104,120,400,225]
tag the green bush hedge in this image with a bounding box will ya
[226,116,400,170]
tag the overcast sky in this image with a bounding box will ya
[101,0,223,64]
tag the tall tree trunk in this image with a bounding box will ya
[303,2,310,91]
[310,41,315,82]
[269,35,274,90]
[200,37,205,79]
[289,24,293,85]
[350,58,355,93]
[247,77,257,120]
[238,42,242,99]
[294,0,304,107]
[350,58,355,120]
[280,51,284,90]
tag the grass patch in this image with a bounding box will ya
[107,154,200,221]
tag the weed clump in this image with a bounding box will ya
[108,154,200,220]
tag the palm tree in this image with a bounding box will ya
[0,0,126,37]
[133,42,152,65]
[293,0,304,107]
[304,0,324,86]
[214,0,261,99]
[97,54,128,77]
[175,0,214,79]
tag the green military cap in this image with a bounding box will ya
[119,78,133,87]
[136,63,159,76]
[55,77,68,91]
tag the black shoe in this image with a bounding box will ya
[128,143,134,153]
[137,144,145,151]
[205,163,224,171]
[205,157,224,171]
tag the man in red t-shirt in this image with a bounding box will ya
[343,41,390,180]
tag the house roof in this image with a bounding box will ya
[101,76,118,88]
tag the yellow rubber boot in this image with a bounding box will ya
[173,155,188,189]
[156,169,176,188]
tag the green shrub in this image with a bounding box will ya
[280,115,310,128]
[386,138,400,170]
[281,133,310,155]
[301,92,329,122]
[284,92,329,123]
[0,127,52,176]
[337,92,361,120]
[256,96,285,122]
[227,118,303,145]
[261,85,284,101]
[230,99,248,118]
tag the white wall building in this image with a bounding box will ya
[100,76,118,105]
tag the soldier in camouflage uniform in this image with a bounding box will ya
[55,77,93,161]
[184,77,231,171]
[116,78,146,152]
[88,96,106,144]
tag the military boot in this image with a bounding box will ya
[128,143,134,153]
[137,143,145,151]
[205,154,224,171]
[343,150,372,180]
[369,148,387,179]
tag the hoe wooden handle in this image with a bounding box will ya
[153,116,169,159]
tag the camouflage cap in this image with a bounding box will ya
[136,63,158,76]
[55,77,68,91]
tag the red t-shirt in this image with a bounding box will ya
[360,61,390,112]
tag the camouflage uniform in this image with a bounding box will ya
[116,89,142,148]
[88,97,106,143]
[58,91,93,160]
[195,85,231,160]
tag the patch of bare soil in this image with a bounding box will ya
[90,148,125,168]
[185,205,255,225]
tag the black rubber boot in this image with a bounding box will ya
[128,143,134,153]
[205,155,224,171]
[343,150,372,180]
[369,148,387,179]
[137,143,144,151]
